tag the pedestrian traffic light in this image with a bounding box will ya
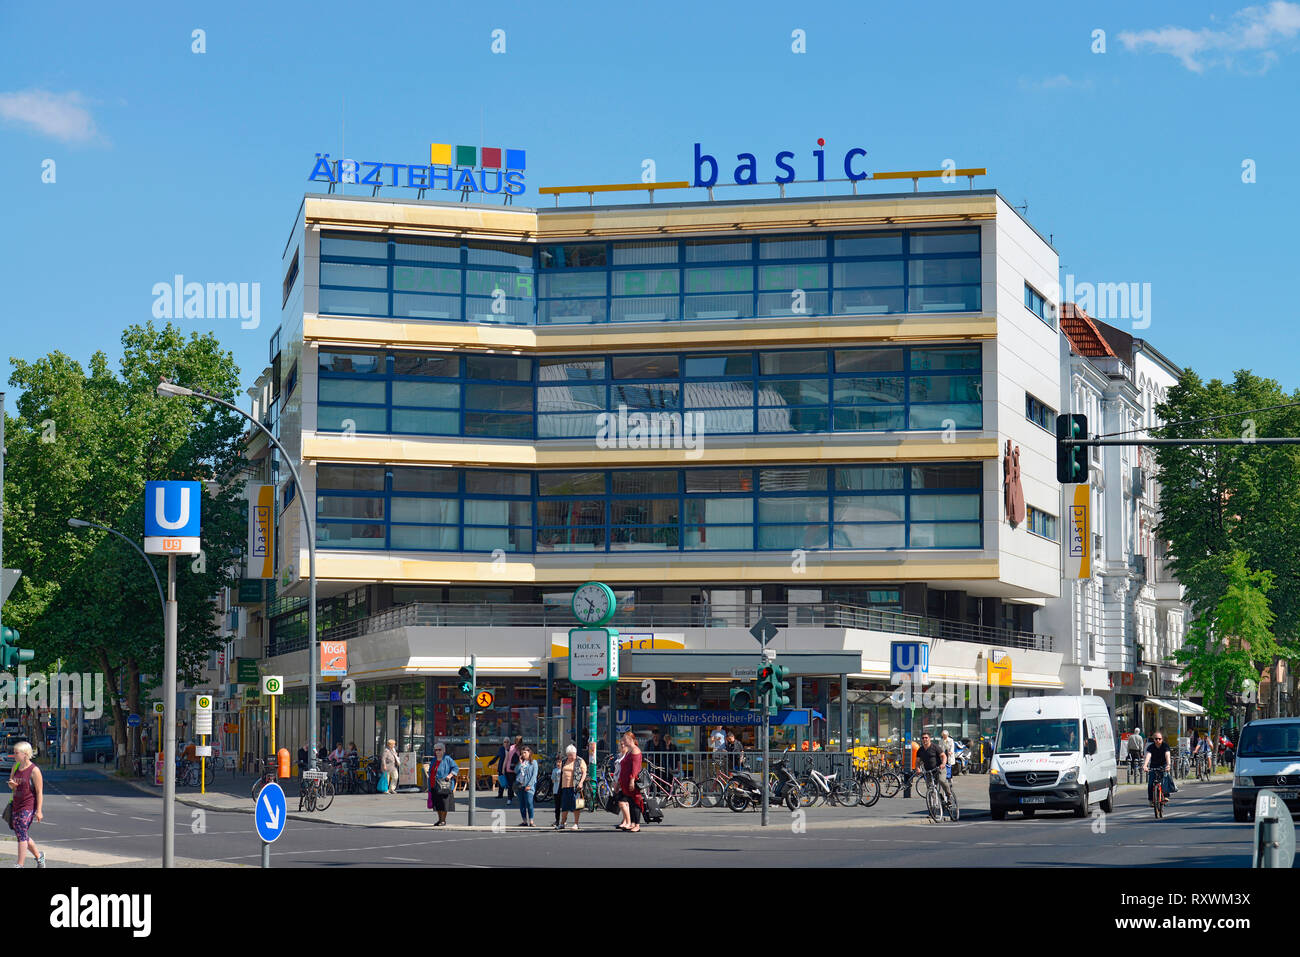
[730,686,754,710]
[457,664,475,696]
[770,663,791,715]
[757,664,773,700]
[0,626,34,671]
[1055,413,1089,484]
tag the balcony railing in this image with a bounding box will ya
[266,602,1055,656]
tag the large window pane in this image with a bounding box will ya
[463,526,532,552]
[319,379,385,404]
[758,263,827,290]
[909,229,979,254]
[466,269,535,299]
[908,285,980,312]
[758,407,828,433]
[685,381,754,407]
[318,496,384,520]
[758,496,829,523]
[760,351,827,375]
[611,526,679,549]
[318,466,386,491]
[685,240,750,262]
[908,523,981,547]
[390,498,459,524]
[464,471,531,496]
[833,407,905,430]
[321,263,387,288]
[321,233,388,259]
[612,269,679,296]
[833,288,905,314]
[759,237,826,259]
[538,413,599,437]
[833,524,906,548]
[465,355,532,381]
[685,353,753,378]
[834,495,906,522]
[391,468,458,493]
[612,355,679,380]
[539,245,606,269]
[834,232,902,257]
[464,412,532,437]
[612,471,678,494]
[910,494,980,521]
[612,241,677,265]
[910,258,980,285]
[685,469,753,492]
[537,501,605,525]
[758,525,829,549]
[390,525,459,550]
[320,351,382,375]
[391,409,458,433]
[466,242,533,270]
[911,465,982,489]
[538,472,605,495]
[684,267,753,294]
[835,378,905,405]
[392,380,460,408]
[910,375,981,403]
[759,468,827,491]
[756,292,829,317]
[464,499,531,525]
[539,358,605,381]
[611,382,680,409]
[834,261,903,287]
[393,295,461,321]
[318,405,387,432]
[392,353,458,377]
[835,466,904,491]
[538,300,607,325]
[685,525,752,549]
[696,409,754,433]
[539,274,606,297]
[911,346,980,371]
[392,238,459,263]
[609,297,679,323]
[319,289,387,317]
[317,522,386,547]
[611,499,678,525]
[393,266,460,295]
[536,527,605,551]
[683,295,752,319]
[465,384,532,412]
[835,349,903,374]
[684,498,753,523]
[908,404,982,429]
[538,385,604,413]
[758,379,828,406]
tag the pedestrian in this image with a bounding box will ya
[488,737,511,799]
[724,730,743,770]
[514,745,538,827]
[940,730,956,783]
[557,744,587,831]
[551,754,564,829]
[502,736,520,806]
[381,739,400,795]
[616,730,644,833]
[7,740,45,868]
[709,725,726,754]
[646,728,667,761]
[507,735,524,802]
[426,744,458,826]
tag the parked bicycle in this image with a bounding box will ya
[299,769,335,812]
[177,757,214,789]
[798,765,858,808]
[645,760,701,808]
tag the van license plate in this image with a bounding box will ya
[1276,790,1297,800]
[1019,797,1047,805]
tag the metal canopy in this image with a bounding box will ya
[619,649,860,677]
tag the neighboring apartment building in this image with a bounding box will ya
[243,182,1067,763]
[1042,303,1191,735]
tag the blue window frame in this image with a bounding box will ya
[318,228,982,326]
[318,344,983,440]
[315,462,983,553]
[1024,282,1053,328]
[1027,505,1058,541]
[1025,393,1056,432]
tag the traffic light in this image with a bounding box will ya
[770,664,791,716]
[756,664,774,702]
[0,626,34,670]
[730,686,754,710]
[457,664,475,696]
[1055,413,1089,484]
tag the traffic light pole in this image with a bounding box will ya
[760,702,769,827]
[468,653,476,827]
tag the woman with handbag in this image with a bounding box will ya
[381,739,400,796]
[7,740,45,867]
[426,745,459,826]
[556,744,587,831]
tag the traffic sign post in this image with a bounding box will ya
[254,781,287,868]
[1253,789,1296,868]
[195,694,213,795]
[262,677,283,767]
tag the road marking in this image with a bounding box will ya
[385,856,421,862]
[131,816,153,822]
[81,827,117,834]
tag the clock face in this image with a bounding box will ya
[572,583,615,624]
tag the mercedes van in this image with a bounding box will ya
[1231,718,1300,822]
[988,695,1117,819]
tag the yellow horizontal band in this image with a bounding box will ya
[538,181,692,195]
[871,169,986,180]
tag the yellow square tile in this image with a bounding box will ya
[429,143,452,165]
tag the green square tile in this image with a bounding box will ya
[456,145,477,167]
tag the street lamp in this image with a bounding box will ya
[156,378,320,770]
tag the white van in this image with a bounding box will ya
[1231,718,1300,822]
[988,695,1117,819]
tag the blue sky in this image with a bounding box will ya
[2,0,1298,400]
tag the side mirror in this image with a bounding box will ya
[1085,738,1097,756]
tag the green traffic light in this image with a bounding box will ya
[457,664,474,696]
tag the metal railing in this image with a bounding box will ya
[268,601,1053,656]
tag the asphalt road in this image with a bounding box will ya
[5,768,1261,868]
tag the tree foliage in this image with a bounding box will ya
[3,322,246,757]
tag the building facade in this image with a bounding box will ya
[241,185,1068,766]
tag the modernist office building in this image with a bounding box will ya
[234,183,1069,764]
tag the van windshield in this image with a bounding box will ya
[1238,722,1300,758]
[996,719,1081,754]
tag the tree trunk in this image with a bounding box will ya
[98,649,127,768]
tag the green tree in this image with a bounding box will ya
[1155,369,1300,715]
[3,322,247,763]
[1174,552,1284,733]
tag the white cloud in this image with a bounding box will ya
[0,89,99,143]
[1119,1,1300,73]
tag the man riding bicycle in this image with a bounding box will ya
[914,732,953,807]
[1142,731,1174,806]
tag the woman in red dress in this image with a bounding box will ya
[616,730,644,833]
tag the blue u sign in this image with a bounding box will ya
[890,641,929,681]
[143,480,202,556]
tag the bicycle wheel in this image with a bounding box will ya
[797,778,819,808]
[203,762,215,787]
[596,778,614,809]
[879,771,902,798]
[858,775,881,809]
[673,778,701,809]
[251,777,266,801]
[305,786,318,813]
[946,788,959,821]
[699,779,724,808]
[910,772,929,799]
[926,785,942,822]
[832,780,859,808]
[316,778,335,811]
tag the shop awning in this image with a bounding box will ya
[1145,697,1206,717]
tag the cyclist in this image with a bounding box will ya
[1191,732,1212,776]
[914,732,953,807]
[1142,730,1174,806]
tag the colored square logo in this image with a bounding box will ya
[505,148,526,170]
[429,143,452,165]
[481,147,502,168]
[455,145,477,167]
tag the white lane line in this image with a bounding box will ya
[385,856,421,862]
[100,811,117,816]
[131,817,153,822]
[81,827,117,834]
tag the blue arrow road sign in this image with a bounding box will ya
[254,782,287,843]
[127,714,141,727]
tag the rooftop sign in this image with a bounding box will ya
[309,142,526,196]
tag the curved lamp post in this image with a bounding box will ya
[156,378,319,771]
[67,518,166,772]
